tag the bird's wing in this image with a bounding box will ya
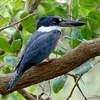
[15,31,47,70]
[21,31,44,58]
[18,30,61,72]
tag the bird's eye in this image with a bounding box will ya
[52,18,60,24]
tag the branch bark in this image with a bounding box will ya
[18,89,50,100]
[0,38,100,95]
[18,89,36,100]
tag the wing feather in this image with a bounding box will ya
[18,30,61,72]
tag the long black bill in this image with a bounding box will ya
[59,20,87,27]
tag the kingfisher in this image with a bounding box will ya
[6,15,86,90]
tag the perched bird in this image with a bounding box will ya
[6,15,86,90]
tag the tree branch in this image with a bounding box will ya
[18,89,50,100]
[0,12,36,32]
[0,38,100,95]
[66,74,83,100]
[18,89,36,100]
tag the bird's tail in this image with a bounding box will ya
[6,71,24,90]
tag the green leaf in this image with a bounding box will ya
[40,2,52,11]
[53,44,69,56]
[11,93,17,100]
[11,39,22,51]
[88,10,100,25]
[81,26,92,40]
[4,55,18,67]
[70,28,83,40]
[0,17,10,27]
[79,0,99,9]
[20,12,37,33]
[71,38,81,48]
[13,32,22,40]
[0,38,12,52]
[53,50,65,56]
[69,28,83,48]
[0,54,5,61]
[55,7,68,19]
[41,10,55,17]
[72,6,79,18]
[79,7,90,16]
[53,75,68,94]
[27,86,36,93]
[80,17,99,31]
[22,33,32,45]
[57,45,69,54]
[63,35,71,40]
[73,59,93,75]
[2,67,11,74]
[12,0,25,15]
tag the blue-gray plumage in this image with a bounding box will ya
[6,15,86,90]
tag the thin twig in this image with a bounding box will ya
[93,59,100,66]
[68,0,73,20]
[66,74,83,100]
[67,73,77,78]
[73,77,88,100]
[66,58,100,100]
[18,89,36,100]
[67,14,76,20]
[48,80,51,97]
[88,95,100,100]
[0,12,36,31]
[39,85,52,100]
[0,0,6,10]
[67,73,87,99]
[0,15,19,32]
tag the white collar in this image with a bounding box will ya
[37,26,63,32]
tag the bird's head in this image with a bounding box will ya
[37,16,86,32]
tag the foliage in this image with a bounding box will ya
[0,0,100,100]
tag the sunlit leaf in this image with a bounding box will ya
[70,38,81,48]
[11,39,22,51]
[40,2,52,11]
[27,86,36,93]
[20,12,37,33]
[79,7,90,16]
[41,10,55,17]
[56,0,67,3]
[23,36,32,45]
[0,17,10,27]
[72,6,79,18]
[0,54,6,61]
[12,0,25,15]
[2,67,11,74]
[0,38,12,52]
[80,17,99,31]
[79,0,99,9]
[88,10,100,25]
[55,7,68,19]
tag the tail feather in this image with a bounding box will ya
[6,71,24,90]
